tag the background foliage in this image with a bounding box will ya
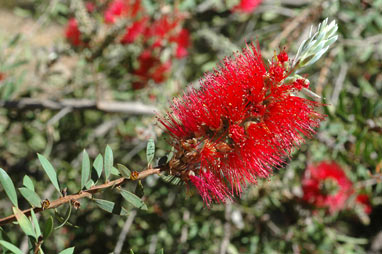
[0,0,381,253]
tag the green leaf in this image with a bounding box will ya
[0,240,23,254]
[37,154,60,193]
[146,139,155,165]
[111,166,120,176]
[130,249,135,254]
[23,175,35,191]
[157,249,164,254]
[117,164,131,178]
[58,247,75,254]
[18,187,42,208]
[120,189,147,210]
[104,146,113,181]
[160,174,183,185]
[42,216,54,239]
[93,154,103,179]
[0,168,18,207]
[94,199,128,216]
[85,179,94,190]
[81,150,91,189]
[30,210,41,237]
[12,207,36,239]
[55,204,72,230]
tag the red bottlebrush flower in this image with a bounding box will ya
[170,28,190,59]
[151,61,172,83]
[277,50,288,63]
[121,17,148,44]
[158,43,324,205]
[65,18,83,47]
[85,2,96,13]
[104,0,126,24]
[356,194,372,214]
[0,72,5,81]
[133,50,172,88]
[302,161,353,213]
[293,78,310,91]
[104,0,141,24]
[232,0,262,13]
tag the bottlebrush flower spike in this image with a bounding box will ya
[302,161,353,213]
[158,42,326,206]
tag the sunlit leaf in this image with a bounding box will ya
[93,154,103,179]
[37,154,60,193]
[12,207,36,239]
[81,150,91,189]
[30,210,41,237]
[104,146,113,181]
[18,187,42,208]
[0,240,23,254]
[23,175,35,191]
[111,166,120,176]
[120,189,148,210]
[0,168,18,207]
[58,247,75,254]
[117,164,131,178]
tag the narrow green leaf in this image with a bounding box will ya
[117,164,131,178]
[81,150,91,189]
[12,207,36,239]
[37,154,60,193]
[93,154,103,179]
[130,249,135,254]
[94,199,128,216]
[120,189,148,210]
[30,210,41,237]
[85,179,94,190]
[58,247,75,254]
[0,168,18,207]
[104,146,113,181]
[55,205,72,230]
[111,166,120,176]
[0,240,23,254]
[146,139,155,165]
[23,175,35,191]
[18,187,42,208]
[42,216,54,239]
[157,249,164,254]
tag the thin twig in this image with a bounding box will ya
[0,167,161,226]
[113,210,137,254]
[331,63,348,106]
[0,98,157,115]
[219,202,232,254]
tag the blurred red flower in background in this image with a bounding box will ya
[356,194,372,214]
[159,44,324,205]
[65,18,83,47]
[302,161,353,213]
[64,0,190,88]
[232,0,262,13]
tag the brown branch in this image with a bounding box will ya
[0,98,157,115]
[0,167,161,226]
